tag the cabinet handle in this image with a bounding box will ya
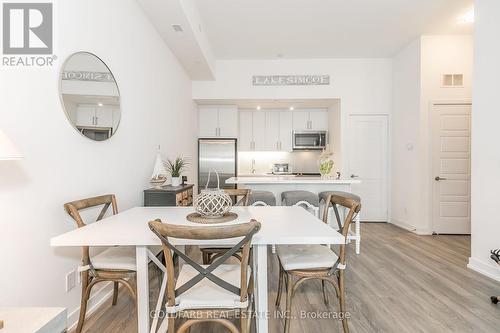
[95,116,98,125]
[279,141,282,150]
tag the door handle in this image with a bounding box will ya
[435,176,447,181]
[351,174,359,178]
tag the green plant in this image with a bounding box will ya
[164,156,188,177]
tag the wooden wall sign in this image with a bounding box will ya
[252,75,330,86]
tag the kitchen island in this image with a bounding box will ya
[226,176,361,203]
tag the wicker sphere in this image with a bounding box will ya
[194,189,233,218]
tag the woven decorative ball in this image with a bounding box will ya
[194,169,233,218]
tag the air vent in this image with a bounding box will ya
[172,24,184,32]
[442,74,464,87]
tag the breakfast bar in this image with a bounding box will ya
[226,176,361,203]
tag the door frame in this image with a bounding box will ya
[429,101,472,234]
[346,114,390,222]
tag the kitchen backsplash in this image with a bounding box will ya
[238,151,322,174]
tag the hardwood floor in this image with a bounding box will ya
[77,223,500,332]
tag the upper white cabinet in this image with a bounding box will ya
[76,105,113,128]
[199,105,238,138]
[292,109,328,131]
[264,111,292,151]
[241,110,293,152]
[239,111,266,151]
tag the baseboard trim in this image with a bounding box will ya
[389,219,416,232]
[67,282,114,331]
[468,257,500,282]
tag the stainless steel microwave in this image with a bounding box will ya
[292,131,328,150]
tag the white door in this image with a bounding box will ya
[76,106,96,127]
[239,111,253,151]
[309,110,329,131]
[292,111,310,131]
[199,106,219,137]
[279,111,293,152]
[348,115,388,222]
[218,106,238,138]
[95,107,113,127]
[252,111,266,151]
[431,103,471,234]
[264,111,280,150]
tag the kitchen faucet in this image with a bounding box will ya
[251,159,256,174]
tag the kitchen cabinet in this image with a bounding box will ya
[239,110,266,151]
[292,109,328,131]
[264,111,292,151]
[76,105,113,128]
[198,105,238,138]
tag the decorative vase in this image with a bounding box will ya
[194,169,232,218]
[318,146,334,178]
[171,177,181,187]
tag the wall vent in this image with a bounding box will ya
[442,74,464,87]
[172,24,184,32]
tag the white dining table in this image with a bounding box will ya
[50,206,344,333]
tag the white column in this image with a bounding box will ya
[253,244,268,333]
[136,246,150,333]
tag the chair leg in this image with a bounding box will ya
[355,214,361,254]
[321,280,329,306]
[202,251,210,265]
[241,310,249,333]
[276,266,284,307]
[338,270,349,333]
[112,281,119,305]
[167,313,175,333]
[76,271,91,333]
[284,274,294,333]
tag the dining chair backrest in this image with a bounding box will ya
[148,219,261,307]
[224,188,251,206]
[322,193,361,265]
[63,194,118,267]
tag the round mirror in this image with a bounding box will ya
[60,52,121,141]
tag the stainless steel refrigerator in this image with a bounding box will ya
[198,138,237,192]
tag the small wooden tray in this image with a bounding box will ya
[186,212,238,224]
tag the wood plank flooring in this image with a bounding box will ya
[77,223,500,332]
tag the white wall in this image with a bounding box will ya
[193,58,393,175]
[0,0,197,326]
[468,0,500,280]
[390,35,473,233]
[391,38,422,231]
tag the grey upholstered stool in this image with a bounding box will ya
[249,190,276,206]
[281,190,320,217]
[319,191,362,254]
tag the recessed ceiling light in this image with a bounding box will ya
[98,103,103,107]
[172,24,184,32]
[289,106,294,111]
[460,9,474,23]
[256,106,261,110]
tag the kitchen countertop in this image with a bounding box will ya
[226,176,360,184]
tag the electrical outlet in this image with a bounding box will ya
[66,270,77,292]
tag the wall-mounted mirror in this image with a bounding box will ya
[59,52,121,141]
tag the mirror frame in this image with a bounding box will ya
[58,51,121,142]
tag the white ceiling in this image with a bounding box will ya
[194,0,474,59]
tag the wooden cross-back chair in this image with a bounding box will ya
[275,193,361,333]
[64,194,137,333]
[149,219,261,333]
[200,188,251,264]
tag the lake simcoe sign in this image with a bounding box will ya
[252,75,330,86]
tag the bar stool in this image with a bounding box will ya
[319,191,361,254]
[281,190,320,217]
[249,190,276,206]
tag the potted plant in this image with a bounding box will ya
[165,156,188,187]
